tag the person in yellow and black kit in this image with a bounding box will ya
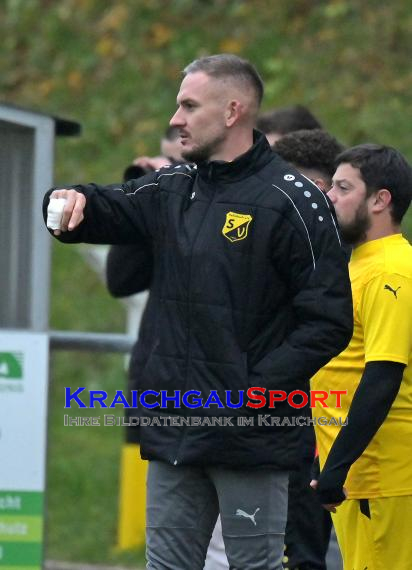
[274,128,346,570]
[311,144,412,570]
[43,54,353,570]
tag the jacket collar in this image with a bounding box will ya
[196,130,273,183]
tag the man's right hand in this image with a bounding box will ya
[48,189,86,236]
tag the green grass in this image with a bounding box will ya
[46,351,146,566]
[46,244,145,565]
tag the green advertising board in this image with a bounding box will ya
[0,333,48,569]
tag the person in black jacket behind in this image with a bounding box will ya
[43,54,353,570]
[106,126,184,444]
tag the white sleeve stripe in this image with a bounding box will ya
[158,172,193,180]
[272,184,316,270]
[300,174,342,246]
[122,170,193,196]
[129,183,159,194]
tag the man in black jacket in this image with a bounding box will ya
[44,54,352,570]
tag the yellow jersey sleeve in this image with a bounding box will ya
[358,272,412,365]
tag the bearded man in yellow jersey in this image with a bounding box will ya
[311,143,412,570]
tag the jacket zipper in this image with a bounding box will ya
[173,177,217,465]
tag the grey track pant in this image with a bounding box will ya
[146,460,289,570]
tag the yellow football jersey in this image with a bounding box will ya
[311,234,412,498]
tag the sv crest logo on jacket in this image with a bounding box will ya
[222,211,253,242]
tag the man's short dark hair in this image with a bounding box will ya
[257,105,322,135]
[184,54,264,107]
[274,129,345,180]
[336,144,412,224]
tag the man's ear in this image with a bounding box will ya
[371,188,392,213]
[225,100,243,127]
[313,178,328,193]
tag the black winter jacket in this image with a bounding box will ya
[44,133,353,469]
[106,243,152,444]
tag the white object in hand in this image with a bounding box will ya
[47,198,67,230]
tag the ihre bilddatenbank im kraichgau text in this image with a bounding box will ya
[63,387,348,427]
